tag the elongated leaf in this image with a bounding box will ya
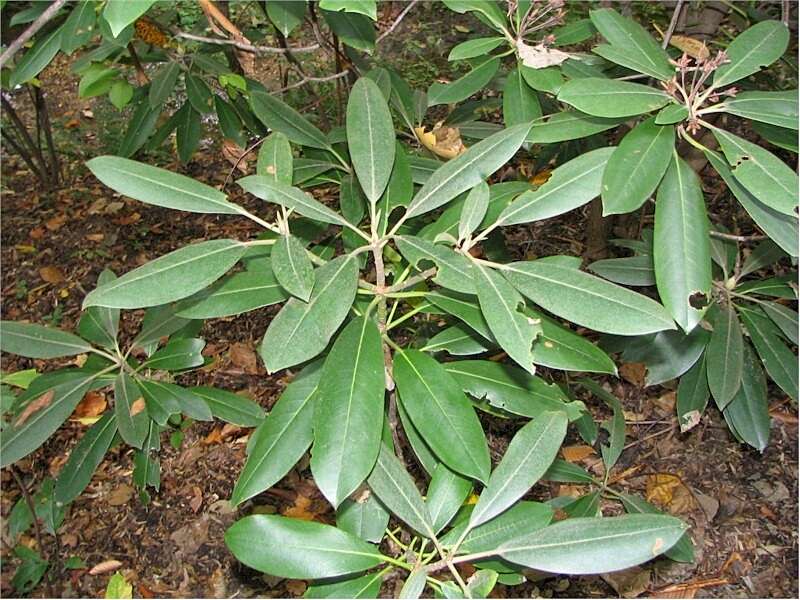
[9,27,62,88]
[77,271,119,350]
[103,0,155,37]
[305,572,384,599]
[132,304,190,349]
[617,327,709,387]
[397,401,438,476]
[83,239,245,309]
[238,177,353,227]
[176,103,202,163]
[114,372,149,449]
[705,304,744,409]
[588,255,655,286]
[557,78,671,118]
[445,360,584,421]
[86,156,239,214]
[119,99,160,157]
[676,351,709,432]
[185,73,213,113]
[148,62,180,109]
[474,264,538,373]
[761,302,798,345]
[272,235,315,302]
[721,90,798,130]
[602,119,674,215]
[503,67,541,127]
[503,261,675,335]
[428,291,493,345]
[266,0,306,37]
[423,324,491,356]
[136,379,181,426]
[653,154,712,332]
[225,515,383,579]
[367,444,432,536]
[322,9,376,53]
[589,8,673,80]
[54,413,117,505]
[177,269,288,319]
[347,77,396,203]
[579,379,624,471]
[459,182,490,241]
[712,127,798,217]
[232,361,323,505]
[399,569,427,600]
[528,311,617,374]
[427,58,500,107]
[394,350,490,482]
[312,318,385,508]
[500,514,687,574]
[723,344,770,452]
[1,371,96,468]
[713,20,790,88]
[618,495,694,563]
[61,1,96,54]
[261,255,358,373]
[395,235,476,294]
[337,492,390,544]
[738,305,798,402]
[405,123,532,218]
[470,412,567,529]
[449,37,505,61]
[257,132,294,184]
[143,337,204,371]
[542,459,594,484]
[497,147,614,225]
[0,322,92,359]
[426,464,473,534]
[443,501,553,554]
[250,91,331,150]
[528,111,625,143]
[191,387,265,427]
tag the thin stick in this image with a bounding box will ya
[10,465,54,598]
[709,230,767,243]
[662,0,685,49]
[0,0,69,68]
[175,31,320,54]
[377,0,421,43]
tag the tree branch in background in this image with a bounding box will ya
[661,0,686,49]
[377,0,421,43]
[0,0,69,68]
[127,43,150,85]
[175,32,320,54]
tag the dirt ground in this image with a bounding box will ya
[1,8,798,600]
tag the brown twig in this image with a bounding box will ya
[709,230,767,243]
[175,31,320,54]
[222,136,268,190]
[377,0,421,43]
[127,43,150,85]
[661,0,685,49]
[0,0,69,68]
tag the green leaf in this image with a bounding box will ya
[305,572,384,599]
[713,20,790,88]
[445,360,584,421]
[232,361,322,505]
[250,91,331,150]
[618,495,694,563]
[225,515,384,579]
[238,177,353,227]
[752,120,798,152]
[723,344,770,452]
[542,459,594,484]
[177,268,288,319]
[588,255,655,286]
[406,123,531,218]
[711,127,798,217]
[499,514,687,574]
[191,387,265,427]
[322,9,376,53]
[103,0,155,37]
[442,1,507,32]
[704,149,798,257]
[503,261,675,335]
[655,104,689,125]
[557,78,672,118]
[185,74,213,113]
[176,103,201,163]
[617,328,709,387]
[473,264,538,373]
[337,493,390,544]
[136,379,181,426]
[497,147,614,225]
[312,318,385,508]
[528,311,617,374]
[9,27,62,88]
[142,337,204,371]
[738,305,798,402]
[266,0,307,36]
[740,240,786,278]
[653,154,712,332]
[86,156,240,214]
[108,80,134,109]
[589,8,673,80]
[602,119,674,216]
[578,379,624,471]
[442,501,553,553]
[449,37,505,61]
[214,95,245,146]
[0,322,92,359]
[395,236,476,294]
[83,239,245,309]
[367,443,433,536]
[470,412,567,528]
[527,111,625,143]
[347,77,396,203]
[520,65,563,95]
[737,275,797,299]
[427,58,500,107]
[720,90,798,130]
[424,324,491,356]
[553,18,596,46]
[394,350,490,482]
[54,413,117,505]
[459,182,490,241]
[114,373,149,449]
[104,571,133,599]
[148,62,180,109]
[132,304,190,349]
[761,302,798,345]
[503,67,541,127]
[428,291,493,346]
[706,305,744,409]
[118,99,160,157]
[399,569,427,600]
[257,132,293,184]
[272,235,315,302]
[427,463,473,534]
[79,65,118,98]
[261,255,359,372]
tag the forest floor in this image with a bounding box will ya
[1,5,798,599]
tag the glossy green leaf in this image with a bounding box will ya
[103,0,155,37]
[442,1,507,31]
[142,337,204,371]
[721,90,798,130]
[503,67,541,127]
[655,104,688,125]
[459,182,490,241]
[527,111,625,143]
[427,58,500,107]
[504,260,675,335]
[272,235,315,302]
[54,413,117,505]
[305,572,384,599]
[312,318,384,508]
[176,103,201,163]
[406,123,532,218]
[448,37,505,61]
[261,255,359,373]
[266,0,307,36]
[177,269,288,319]
[443,501,553,554]
[86,156,239,214]
[322,9,376,53]
[428,290,492,343]
[578,379,625,471]
[398,569,427,600]
[618,494,694,563]
[114,373,149,449]
[761,302,798,345]
[347,77,396,203]
[397,401,439,476]
[557,78,671,118]
[118,99,160,157]
[395,235,476,294]
[602,119,674,215]
[423,324,491,356]
[108,80,134,109]
[250,91,331,150]
[653,154,712,332]
[337,492,390,544]
[185,74,213,113]
[190,386,265,426]
[740,240,785,278]
[225,515,383,579]
[500,514,687,574]
[497,147,614,225]
[738,305,798,402]
[394,349,490,482]
[713,20,790,88]
[83,239,245,309]
[588,255,655,286]
[232,361,323,505]
[736,275,797,299]
[543,459,594,484]
[0,322,93,359]
[470,412,567,528]
[238,177,353,227]
[257,132,293,185]
[60,1,96,54]
[752,121,798,152]
[619,328,709,387]
[723,344,770,452]
[528,311,617,374]
[135,379,181,426]
[427,463,473,534]
[520,65,563,95]
[9,27,62,88]
[712,127,798,217]
[148,62,180,109]
[706,305,744,409]
[445,360,584,421]
[367,443,432,536]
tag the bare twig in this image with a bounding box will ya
[0,0,69,68]
[223,137,268,190]
[275,69,351,93]
[10,465,54,598]
[377,0,421,43]
[662,0,686,49]
[127,43,150,85]
[175,32,320,54]
[709,230,767,243]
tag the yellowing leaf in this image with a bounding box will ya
[104,572,133,599]
[645,473,694,514]
[670,35,709,60]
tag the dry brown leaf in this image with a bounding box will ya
[88,559,123,575]
[652,390,676,415]
[670,35,710,60]
[45,214,66,231]
[561,444,595,463]
[115,212,141,225]
[282,494,318,521]
[646,473,694,514]
[530,169,552,186]
[286,580,307,596]
[620,362,647,386]
[29,227,45,240]
[129,397,146,417]
[85,233,105,242]
[107,484,134,506]
[40,265,65,284]
[602,566,651,598]
[415,123,467,159]
[229,342,259,374]
[65,118,81,129]
[72,390,107,422]
[222,139,249,173]
[15,390,55,427]
[203,426,224,445]
[651,577,729,599]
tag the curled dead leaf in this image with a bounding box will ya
[15,390,55,427]
[72,390,107,423]
[45,214,66,231]
[40,266,65,284]
[88,559,123,575]
[415,122,467,159]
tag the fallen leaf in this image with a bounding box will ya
[65,118,81,129]
[72,390,107,422]
[286,580,307,596]
[30,227,45,240]
[203,426,223,445]
[85,233,105,242]
[222,139,249,173]
[15,244,37,254]
[114,212,141,226]
[602,566,651,598]
[107,484,134,506]
[679,409,702,433]
[104,201,125,214]
[646,473,694,514]
[669,35,710,60]
[229,342,258,374]
[89,559,123,575]
[189,485,203,513]
[620,362,647,386]
[129,397,146,417]
[40,265,65,284]
[170,514,210,555]
[415,123,467,159]
[15,390,55,426]
[104,572,132,599]
[517,39,570,69]
[282,494,318,521]
[652,391,676,415]
[561,444,595,463]
[45,214,66,231]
